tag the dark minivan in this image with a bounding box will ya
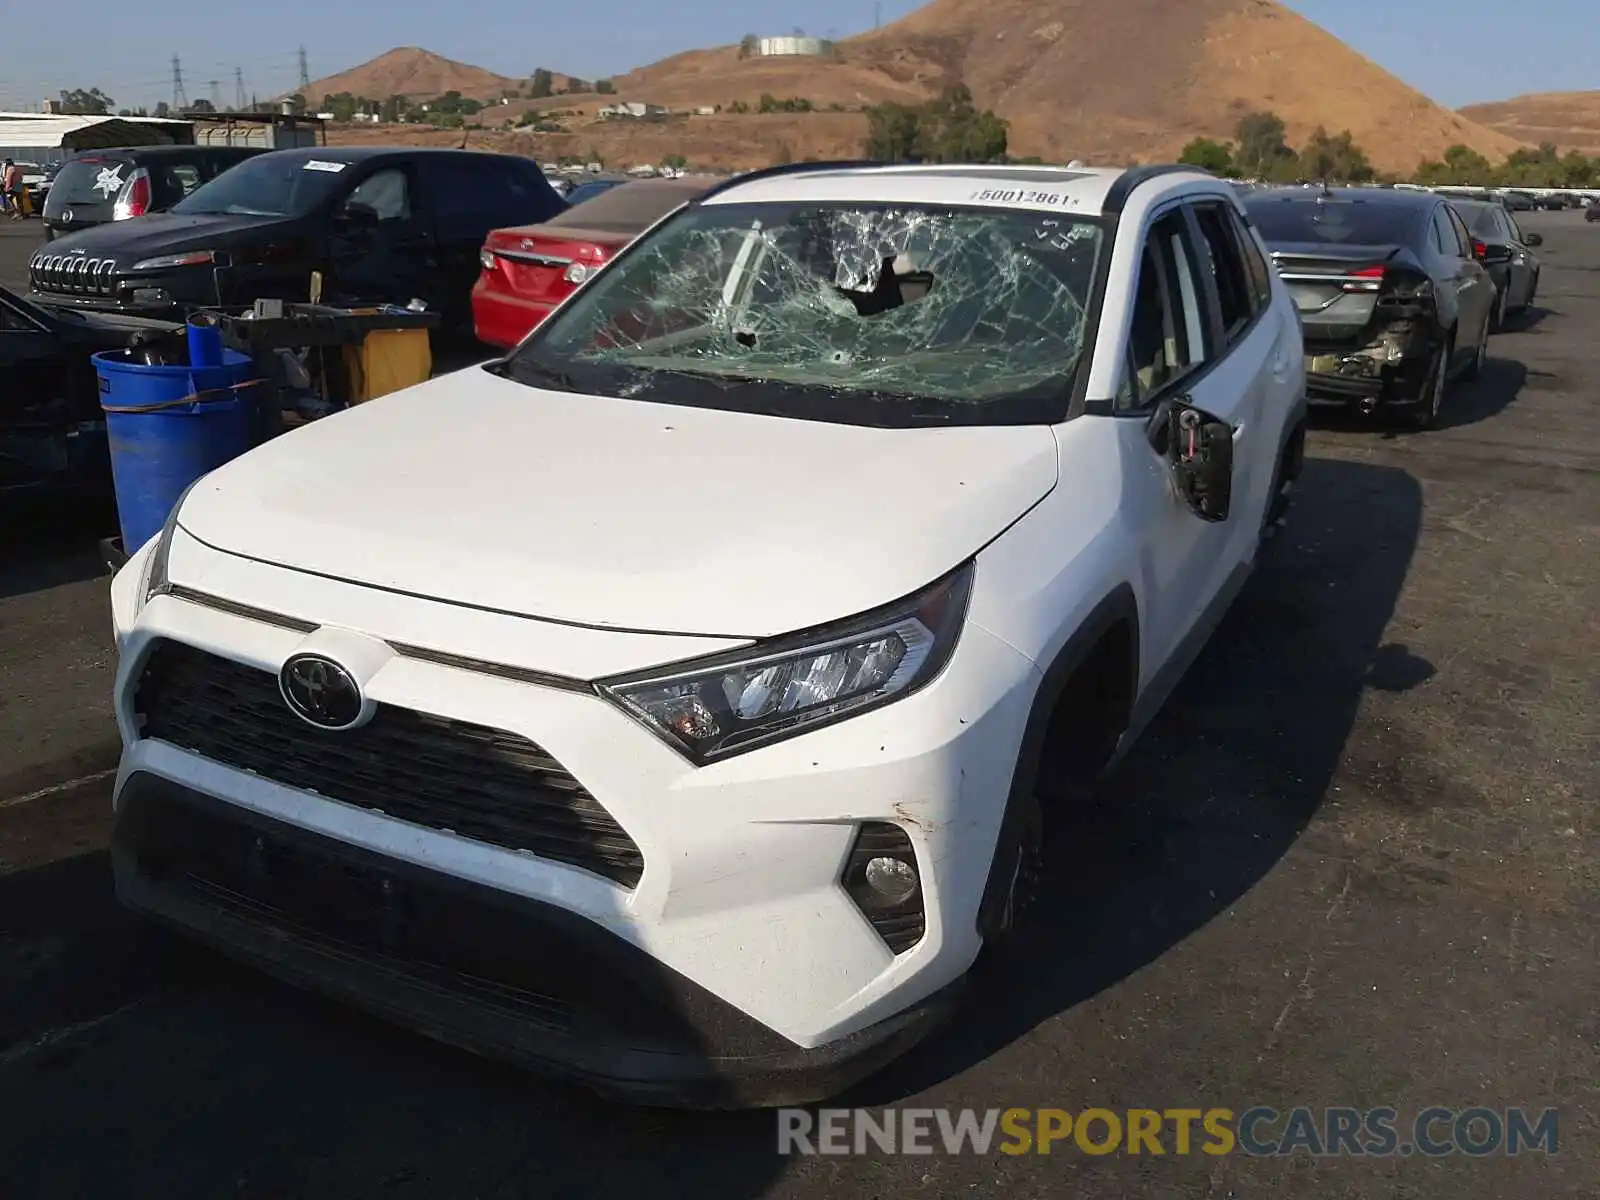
[28,146,567,329]
[41,146,263,241]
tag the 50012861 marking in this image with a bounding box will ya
[969,188,1068,205]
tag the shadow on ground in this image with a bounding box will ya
[1309,358,1526,439]
[0,456,1424,1198]
[851,454,1425,1102]
[0,488,117,601]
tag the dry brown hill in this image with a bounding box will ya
[312,0,1526,172]
[298,47,524,102]
[598,0,1519,171]
[1458,92,1600,156]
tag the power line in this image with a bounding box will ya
[171,55,187,110]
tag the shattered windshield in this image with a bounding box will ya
[500,201,1106,426]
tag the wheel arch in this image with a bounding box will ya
[975,583,1140,940]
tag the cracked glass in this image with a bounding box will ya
[503,201,1107,426]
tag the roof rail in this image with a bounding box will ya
[693,159,901,202]
[1100,163,1209,215]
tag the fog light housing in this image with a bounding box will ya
[843,822,925,954]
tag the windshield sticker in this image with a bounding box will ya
[1033,218,1098,251]
[970,187,1069,207]
[92,166,124,197]
[302,160,347,173]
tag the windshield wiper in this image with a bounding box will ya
[495,358,583,392]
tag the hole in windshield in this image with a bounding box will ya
[503,201,1106,425]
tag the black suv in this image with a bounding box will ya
[28,147,567,329]
[41,146,264,241]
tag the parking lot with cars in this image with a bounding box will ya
[0,192,1595,1200]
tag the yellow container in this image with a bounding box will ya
[341,326,432,403]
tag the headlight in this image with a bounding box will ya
[599,564,973,764]
[130,250,226,270]
[140,482,198,608]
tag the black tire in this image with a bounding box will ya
[1259,421,1304,548]
[1462,315,1487,382]
[1400,335,1451,431]
[977,793,1043,962]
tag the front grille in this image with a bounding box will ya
[29,253,119,296]
[133,640,644,887]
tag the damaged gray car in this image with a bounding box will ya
[1244,186,1494,430]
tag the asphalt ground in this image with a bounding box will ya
[0,212,1595,1197]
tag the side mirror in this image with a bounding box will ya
[1146,396,1234,522]
[1523,232,1543,247]
[336,201,380,228]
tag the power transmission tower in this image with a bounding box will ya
[235,68,245,109]
[209,79,222,109]
[297,46,311,92]
[171,55,188,110]
[874,3,882,28]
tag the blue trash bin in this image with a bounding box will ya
[94,348,260,554]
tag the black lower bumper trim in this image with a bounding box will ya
[111,773,961,1108]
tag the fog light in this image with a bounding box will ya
[842,822,926,954]
[864,855,919,904]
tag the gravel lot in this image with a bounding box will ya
[0,211,1594,1198]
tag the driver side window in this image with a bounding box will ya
[343,168,411,222]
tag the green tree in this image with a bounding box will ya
[865,85,1007,163]
[595,78,616,94]
[1178,137,1234,174]
[529,69,554,99]
[58,87,113,115]
[286,93,307,114]
[662,152,688,170]
[1298,126,1374,182]
[1234,111,1290,177]
[153,101,171,118]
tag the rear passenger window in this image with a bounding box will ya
[432,159,562,227]
[1120,210,1210,411]
[1229,210,1274,311]
[1191,203,1255,340]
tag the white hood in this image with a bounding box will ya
[177,368,1059,638]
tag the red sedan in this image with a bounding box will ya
[472,176,714,349]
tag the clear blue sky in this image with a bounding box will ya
[0,0,1590,114]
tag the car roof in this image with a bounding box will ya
[63,145,258,160]
[253,145,526,166]
[1245,185,1440,212]
[699,162,1220,217]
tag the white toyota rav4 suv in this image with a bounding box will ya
[109,162,1307,1107]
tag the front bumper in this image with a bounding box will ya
[108,535,1040,1103]
[113,773,961,1107]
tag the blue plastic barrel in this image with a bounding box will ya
[94,349,259,553]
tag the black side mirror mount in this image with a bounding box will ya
[1146,395,1234,522]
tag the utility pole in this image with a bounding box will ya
[297,46,311,93]
[874,3,882,29]
[209,79,222,110]
[235,68,246,109]
[171,55,188,110]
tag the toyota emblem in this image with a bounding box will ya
[279,653,364,729]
